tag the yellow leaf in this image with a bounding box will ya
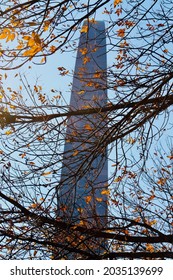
[79,48,88,55]
[77,207,83,213]
[82,105,92,109]
[101,189,110,195]
[23,35,31,41]
[149,220,157,226]
[114,0,122,8]
[146,243,154,252]
[50,45,56,53]
[77,90,85,95]
[127,137,136,144]
[84,124,92,131]
[86,81,94,87]
[114,176,122,183]
[80,25,88,33]
[41,171,52,176]
[40,57,46,63]
[6,32,15,42]
[5,130,12,135]
[147,194,155,201]
[92,47,98,53]
[27,22,38,26]
[43,21,50,31]
[89,18,96,24]
[37,136,44,141]
[33,33,41,45]
[96,197,103,202]
[83,56,90,65]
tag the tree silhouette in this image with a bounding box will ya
[0,0,173,259]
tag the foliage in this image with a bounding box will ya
[0,0,173,259]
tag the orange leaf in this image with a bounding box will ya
[114,176,122,183]
[20,152,26,158]
[80,25,88,33]
[85,196,92,204]
[80,48,88,55]
[146,244,154,252]
[83,56,90,65]
[41,171,52,176]
[101,189,110,195]
[114,0,122,8]
[117,28,125,37]
[96,197,103,202]
[73,150,79,156]
[5,130,12,135]
[157,178,167,186]
[77,90,85,95]
[84,124,92,131]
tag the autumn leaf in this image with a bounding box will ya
[73,150,79,156]
[101,189,110,195]
[167,155,173,160]
[79,48,88,55]
[20,152,26,159]
[157,178,167,186]
[30,203,38,209]
[77,90,85,95]
[85,196,92,204]
[93,71,102,78]
[83,56,90,65]
[146,243,155,252]
[80,25,88,33]
[82,105,92,109]
[0,28,16,42]
[127,137,136,144]
[84,124,92,131]
[96,197,103,202]
[115,8,122,16]
[5,130,13,135]
[43,21,51,31]
[117,28,125,37]
[114,176,122,183]
[114,0,122,8]
[22,32,42,57]
[41,171,52,176]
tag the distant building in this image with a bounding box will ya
[57,21,108,258]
